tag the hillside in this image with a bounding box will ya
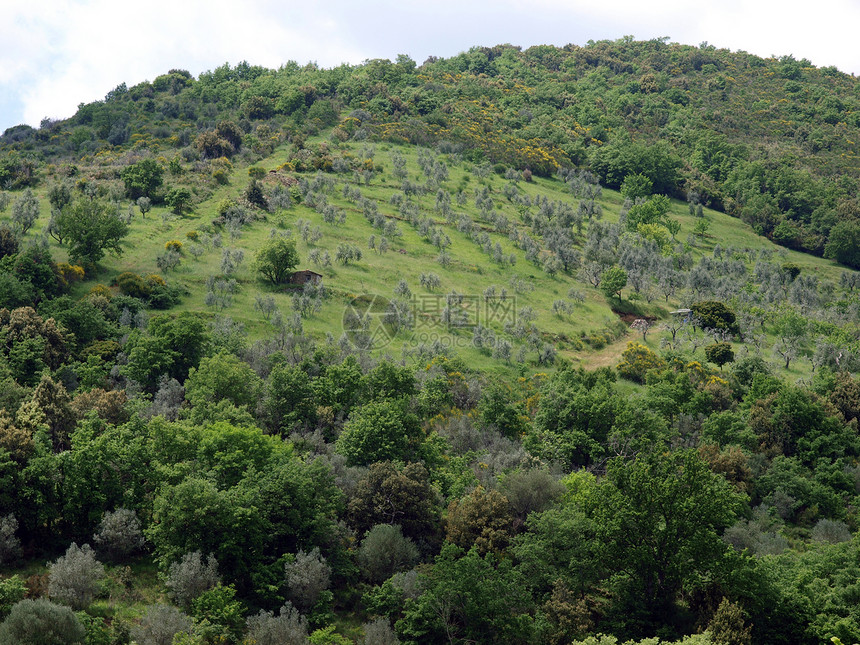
[0,39,859,644]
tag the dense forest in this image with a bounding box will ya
[0,37,859,644]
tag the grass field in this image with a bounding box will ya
[4,131,854,381]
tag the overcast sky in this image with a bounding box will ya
[2,0,858,134]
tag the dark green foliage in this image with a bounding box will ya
[0,226,18,259]
[124,312,209,389]
[591,450,746,636]
[691,300,739,334]
[261,363,317,434]
[348,462,440,551]
[824,220,860,268]
[706,342,735,369]
[245,179,268,210]
[12,245,62,303]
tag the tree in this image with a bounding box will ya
[397,544,534,645]
[0,598,85,645]
[348,462,441,550]
[245,603,310,645]
[254,237,300,285]
[165,187,192,216]
[772,309,808,369]
[120,158,164,200]
[184,352,262,411]
[130,604,193,645]
[600,265,627,300]
[625,194,670,231]
[165,551,221,610]
[0,225,18,259]
[590,450,746,634]
[93,508,145,561]
[11,189,40,235]
[445,486,514,555]
[137,196,152,217]
[357,524,419,584]
[284,548,331,613]
[620,173,653,200]
[336,398,421,466]
[824,220,860,268]
[691,301,739,335]
[705,342,735,370]
[54,199,128,269]
[47,543,105,610]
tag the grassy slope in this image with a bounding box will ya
[21,130,847,381]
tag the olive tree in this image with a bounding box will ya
[47,543,105,610]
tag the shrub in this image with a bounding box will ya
[691,300,739,335]
[130,604,193,645]
[811,518,852,544]
[616,341,666,383]
[47,543,104,610]
[705,342,735,370]
[0,575,25,619]
[190,583,244,638]
[116,271,150,299]
[357,525,419,584]
[245,603,310,645]
[93,508,145,561]
[0,514,20,566]
[285,548,331,612]
[164,239,183,253]
[0,598,85,644]
[165,551,220,609]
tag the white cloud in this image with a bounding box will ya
[1,0,857,131]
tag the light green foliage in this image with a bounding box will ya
[120,158,164,200]
[165,187,192,216]
[54,199,129,268]
[336,397,421,466]
[600,265,627,300]
[190,583,245,640]
[0,575,25,619]
[254,236,300,284]
[616,342,666,383]
[397,543,534,644]
[620,173,653,200]
[626,195,670,231]
[185,352,262,411]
